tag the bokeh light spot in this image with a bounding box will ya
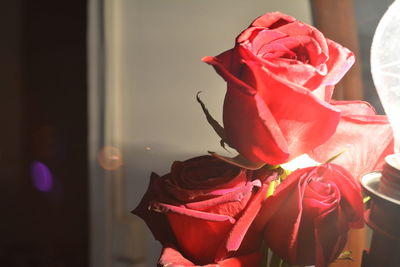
[31,161,54,192]
[97,146,123,171]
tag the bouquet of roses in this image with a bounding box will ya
[133,12,394,267]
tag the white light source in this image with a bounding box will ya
[371,0,400,153]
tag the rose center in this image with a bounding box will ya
[304,178,339,204]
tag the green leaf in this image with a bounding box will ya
[260,244,269,267]
[279,168,292,180]
[219,139,232,154]
[337,250,354,262]
[324,150,346,164]
[363,196,371,204]
[266,180,279,198]
[209,151,265,170]
[269,252,283,267]
[196,92,227,141]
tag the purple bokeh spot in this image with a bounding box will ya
[31,161,53,192]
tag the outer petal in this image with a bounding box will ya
[167,212,233,265]
[217,252,261,267]
[221,176,274,255]
[322,164,364,228]
[183,181,253,214]
[224,59,341,164]
[159,245,196,266]
[313,206,349,267]
[202,51,256,96]
[250,11,295,29]
[258,66,341,162]
[253,168,303,232]
[131,173,176,245]
[152,202,236,223]
[223,86,289,164]
[309,101,394,179]
[239,43,320,88]
[254,169,307,257]
[304,39,355,94]
[323,39,355,86]
[261,172,305,263]
[158,245,261,267]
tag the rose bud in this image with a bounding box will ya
[258,163,364,267]
[132,155,275,266]
[203,12,355,165]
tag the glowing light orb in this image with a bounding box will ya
[97,146,123,171]
[31,161,53,192]
[371,0,400,152]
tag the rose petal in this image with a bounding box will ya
[330,100,377,116]
[313,206,349,267]
[274,22,328,65]
[234,60,341,163]
[131,173,177,245]
[158,245,262,267]
[238,44,319,86]
[262,179,305,263]
[222,175,275,254]
[166,211,233,264]
[202,53,256,96]
[250,12,295,29]
[159,245,196,266]
[209,152,266,170]
[223,83,289,164]
[323,39,355,86]
[167,158,248,202]
[152,202,236,223]
[304,39,355,93]
[255,170,309,261]
[309,101,394,179]
[217,252,261,267]
[183,181,253,218]
[321,164,364,228]
[249,29,287,53]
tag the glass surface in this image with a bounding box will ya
[354,0,395,113]
[371,0,400,152]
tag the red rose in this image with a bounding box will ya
[158,245,261,267]
[309,100,394,179]
[203,12,354,165]
[133,155,274,266]
[257,164,364,267]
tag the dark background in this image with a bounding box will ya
[0,1,88,266]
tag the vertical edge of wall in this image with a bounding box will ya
[88,0,114,266]
[310,0,364,101]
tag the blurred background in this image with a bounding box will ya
[0,0,394,266]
